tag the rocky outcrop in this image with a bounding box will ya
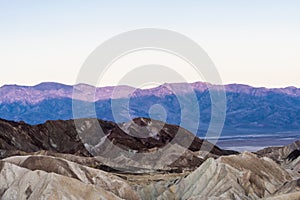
[256,140,300,162]
[0,155,140,200]
[0,118,237,172]
[157,152,300,200]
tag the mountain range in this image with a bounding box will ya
[1,82,300,137]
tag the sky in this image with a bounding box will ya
[0,0,299,88]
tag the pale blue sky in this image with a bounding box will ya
[0,0,299,87]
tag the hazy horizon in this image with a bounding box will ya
[1,80,300,90]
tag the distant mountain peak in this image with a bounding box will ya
[34,82,72,90]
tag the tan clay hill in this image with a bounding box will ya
[1,118,300,199]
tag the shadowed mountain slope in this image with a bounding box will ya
[0,117,237,172]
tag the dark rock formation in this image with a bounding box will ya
[0,117,237,172]
[287,150,300,161]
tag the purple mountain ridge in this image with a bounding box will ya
[1,81,300,138]
[1,82,300,104]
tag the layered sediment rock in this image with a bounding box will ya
[157,152,300,200]
[1,155,139,200]
[256,140,300,162]
[2,118,300,199]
